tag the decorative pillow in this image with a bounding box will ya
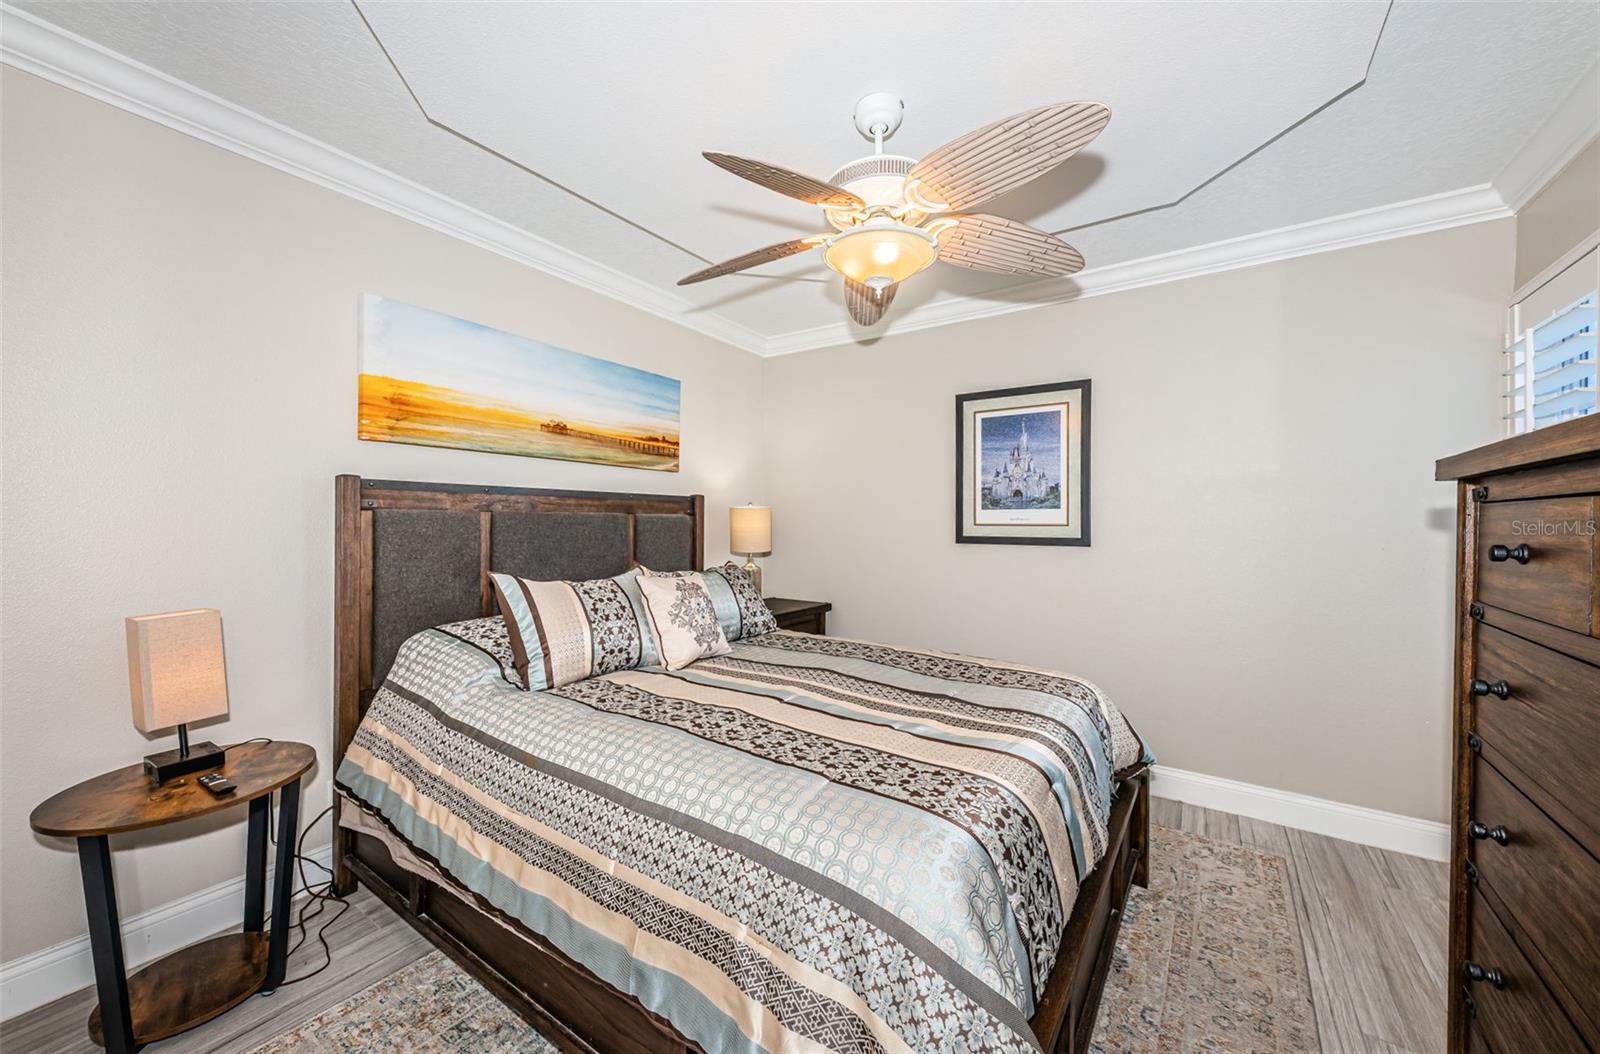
[637,562,777,641]
[635,573,733,670]
[435,615,524,689]
[489,567,659,691]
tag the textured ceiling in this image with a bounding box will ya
[355,3,1386,263]
[13,0,1599,341]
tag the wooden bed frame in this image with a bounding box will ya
[332,474,1149,1054]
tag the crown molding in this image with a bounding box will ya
[0,5,1521,359]
[0,4,770,357]
[764,183,1513,356]
[1493,62,1600,214]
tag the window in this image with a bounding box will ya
[1506,247,1600,435]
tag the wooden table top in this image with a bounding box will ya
[29,741,315,838]
[763,598,832,617]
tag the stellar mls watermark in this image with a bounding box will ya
[1510,518,1597,536]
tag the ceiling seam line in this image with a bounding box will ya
[348,0,715,267]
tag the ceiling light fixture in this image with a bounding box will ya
[823,222,939,291]
[679,92,1110,328]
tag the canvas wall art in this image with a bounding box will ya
[956,380,1090,545]
[358,295,681,472]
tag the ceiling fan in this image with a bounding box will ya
[678,92,1110,327]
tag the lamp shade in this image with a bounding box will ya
[730,505,772,556]
[823,224,939,288]
[126,609,229,733]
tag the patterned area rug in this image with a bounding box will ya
[246,950,557,1053]
[249,825,1316,1053]
[1091,825,1319,1053]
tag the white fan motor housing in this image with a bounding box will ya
[852,92,905,140]
[823,155,916,231]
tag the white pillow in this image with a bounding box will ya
[636,572,733,670]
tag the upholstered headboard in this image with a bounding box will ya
[332,475,703,764]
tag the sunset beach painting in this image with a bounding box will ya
[358,296,681,471]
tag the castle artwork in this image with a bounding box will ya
[956,379,1090,545]
[974,405,1068,526]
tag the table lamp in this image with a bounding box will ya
[127,609,229,783]
[730,504,772,595]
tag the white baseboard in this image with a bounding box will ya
[0,843,334,1022]
[1149,765,1450,862]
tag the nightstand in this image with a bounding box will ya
[765,598,832,635]
[30,741,315,1054]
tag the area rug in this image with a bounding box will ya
[249,825,1316,1053]
[246,949,557,1053]
[1090,825,1319,1053]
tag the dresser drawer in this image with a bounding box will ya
[1470,757,1600,1046]
[1474,624,1600,853]
[1464,892,1587,1054]
[1476,497,1596,634]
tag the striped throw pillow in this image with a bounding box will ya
[638,562,777,641]
[489,567,658,691]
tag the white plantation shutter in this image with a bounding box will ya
[1506,246,1600,435]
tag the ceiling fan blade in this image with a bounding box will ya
[935,214,1085,277]
[676,237,826,285]
[844,279,898,326]
[704,152,865,209]
[907,103,1110,212]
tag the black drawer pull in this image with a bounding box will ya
[1463,961,1506,988]
[1470,679,1511,699]
[1488,544,1532,564]
[1467,820,1510,845]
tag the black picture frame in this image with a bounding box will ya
[956,379,1091,547]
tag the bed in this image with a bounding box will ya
[331,476,1150,1054]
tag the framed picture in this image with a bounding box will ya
[956,379,1090,546]
[359,295,681,472]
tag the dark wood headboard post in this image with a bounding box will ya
[332,473,363,894]
[691,493,705,571]
[331,475,705,896]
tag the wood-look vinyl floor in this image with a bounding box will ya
[2,801,1449,1054]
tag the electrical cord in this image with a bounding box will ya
[277,804,350,987]
[224,737,351,988]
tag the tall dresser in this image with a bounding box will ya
[1437,418,1600,1054]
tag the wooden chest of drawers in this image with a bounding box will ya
[1437,419,1600,1054]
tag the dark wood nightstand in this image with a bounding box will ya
[30,741,315,1054]
[765,598,832,635]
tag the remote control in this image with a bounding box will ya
[197,772,236,795]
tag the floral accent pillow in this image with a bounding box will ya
[636,562,777,641]
[636,573,733,670]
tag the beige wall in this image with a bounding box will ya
[763,220,1513,825]
[0,69,765,960]
[0,63,1520,971]
[1514,136,1600,290]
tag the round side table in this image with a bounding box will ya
[30,741,315,1053]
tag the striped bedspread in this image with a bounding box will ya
[337,626,1147,1054]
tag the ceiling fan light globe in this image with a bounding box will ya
[823,224,938,287]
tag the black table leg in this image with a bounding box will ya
[77,835,136,1054]
[262,779,300,993]
[243,796,268,933]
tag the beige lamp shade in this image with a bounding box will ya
[126,609,230,733]
[730,505,772,556]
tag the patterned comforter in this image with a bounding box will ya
[336,625,1147,1054]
